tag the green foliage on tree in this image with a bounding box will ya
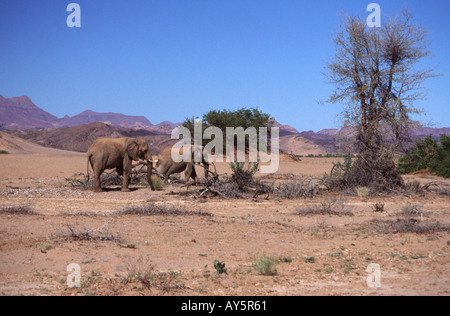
[430,135,450,178]
[203,108,273,132]
[182,107,274,149]
[398,135,450,178]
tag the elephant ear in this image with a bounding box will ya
[126,139,140,161]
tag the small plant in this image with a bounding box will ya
[230,161,259,190]
[304,256,316,263]
[279,256,293,263]
[371,202,385,213]
[405,180,422,193]
[326,153,353,188]
[401,203,424,220]
[122,242,138,249]
[0,150,9,154]
[355,186,369,197]
[124,258,185,292]
[252,254,278,276]
[80,270,103,289]
[150,175,164,190]
[213,260,227,274]
[230,161,259,176]
[41,243,53,252]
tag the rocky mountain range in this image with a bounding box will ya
[1,94,449,155]
[0,95,59,130]
[6,122,177,154]
[0,94,178,135]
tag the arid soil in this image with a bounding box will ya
[0,151,449,296]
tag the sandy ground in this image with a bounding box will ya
[0,152,449,296]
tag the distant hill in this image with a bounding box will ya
[0,131,79,155]
[7,122,177,153]
[0,95,157,131]
[59,110,153,129]
[0,95,59,129]
[2,94,450,155]
[273,121,299,136]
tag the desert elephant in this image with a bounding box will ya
[155,145,213,182]
[87,137,156,192]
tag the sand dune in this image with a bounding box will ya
[279,134,328,156]
[0,131,80,155]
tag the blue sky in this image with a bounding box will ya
[1,0,449,132]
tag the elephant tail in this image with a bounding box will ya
[86,153,93,181]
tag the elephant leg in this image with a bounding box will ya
[191,165,198,181]
[93,168,103,192]
[165,165,178,182]
[203,162,210,179]
[184,163,197,182]
[147,161,155,191]
[121,159,132,192]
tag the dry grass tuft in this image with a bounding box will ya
[117,203,212,217]
[371,218,449,234]
[294,198,354,216]
[0,206,37,215]
[62,223,123,243]
[276,179,319,199]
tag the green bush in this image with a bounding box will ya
[430,135,450,178]
[252,254,278,276]
[398,136,438,174]
[399,135,450,178]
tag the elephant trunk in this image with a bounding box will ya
[147,160,156,191]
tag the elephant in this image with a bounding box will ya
[87,137,156,192]
[155,145,215,182]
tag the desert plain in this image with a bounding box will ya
[0,137,449,296]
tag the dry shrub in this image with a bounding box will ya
[122,257,185,293]
[400,203,425,219]
[325,150,404,194]
[371,218,449,234]
[118,203,212,217]
[199,162,273,199]
[0,206,37,215]
[62,223,123,243]
[276,179,319,199]
[371,202,385,213]
[405,180,422,193]
[294,198,354,216]
[205,181,242,198]
[436,186,450,196]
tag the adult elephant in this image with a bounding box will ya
[87,137,156,192]
[155,145,215,182]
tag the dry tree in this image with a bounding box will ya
[323,8,437,193]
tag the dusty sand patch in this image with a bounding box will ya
[0,152,449,296]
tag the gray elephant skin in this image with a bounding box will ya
[87,137,156,192]
[155,145,211,182]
